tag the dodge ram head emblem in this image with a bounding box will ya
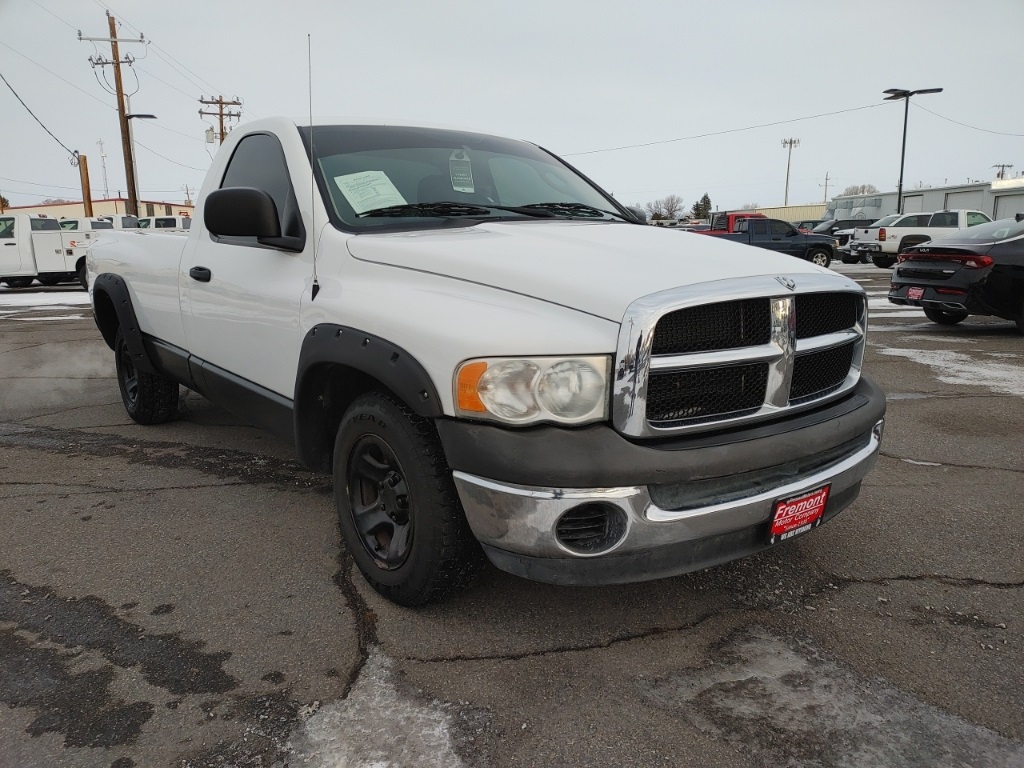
[775,276,796,291]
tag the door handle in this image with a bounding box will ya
[3,242,15,246]
[189,266,212,282]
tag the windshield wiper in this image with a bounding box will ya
[357,202,556,219]
[518,202,629,221]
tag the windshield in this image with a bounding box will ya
[300,125,627,231]
[929,217,1024,244]
[868,214,900,228]
[811,220,837,233]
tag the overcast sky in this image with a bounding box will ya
[2,0,1022,213]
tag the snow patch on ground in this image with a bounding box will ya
[0,291,90,307]
[878,346,1024,396]
[287,651,465,768]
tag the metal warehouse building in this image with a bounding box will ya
[825,177,1024,222]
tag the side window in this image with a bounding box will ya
[749,220,769,236]
[155,218,174,228]
[0,217,14,238]
[928,212,958,227]
[219,132,304,240]
[769,220,791,236]
[60,220,79,231]
[966,212,990,227]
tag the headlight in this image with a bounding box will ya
[455,356,610,426]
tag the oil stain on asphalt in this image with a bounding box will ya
[0,570,238,748]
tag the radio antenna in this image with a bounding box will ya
[308,33,320,301]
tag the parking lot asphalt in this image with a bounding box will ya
[1,266,1022,767]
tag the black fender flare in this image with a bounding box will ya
[91,273,156,374]
[293,324,443,472]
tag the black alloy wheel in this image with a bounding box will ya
[346,434,414,569]
[333,392,481,606]
[113,328,179,424]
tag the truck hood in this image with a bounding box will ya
[346,221,829,322]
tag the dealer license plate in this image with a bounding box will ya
[768,485,830,545]
[907,287,925,300]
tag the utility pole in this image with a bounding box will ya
[819,171,831,203]
[781,138,800,206]
[79,13,146,216]
[199,95,242,144]
[993,163,1014,180]
[97,139,110,198]
[78,154,94,216]
[182,184,193,206]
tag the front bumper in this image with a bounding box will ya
[443,378,886,586]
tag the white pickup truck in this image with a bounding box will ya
[853,209,991,268]
[86,118,886,605]
[0,213,90,288]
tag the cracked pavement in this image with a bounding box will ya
[1,271,1023,767]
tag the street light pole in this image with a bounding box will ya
[883,87,943,214]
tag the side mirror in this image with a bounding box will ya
[205,187,281,238]
[204,187,304,251]
[625,206,647,223]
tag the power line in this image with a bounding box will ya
[565,102,890,157]
[133,139,207,172]
[94,0,226,97]
[912,102,1024,137]
[27,0,79,31]
[0,40,115,111]
[0,70,77,159]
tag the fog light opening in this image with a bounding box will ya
[555,503,628,555]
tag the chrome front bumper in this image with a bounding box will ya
[452,419,883,584]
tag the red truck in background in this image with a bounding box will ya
[699,211,767,235]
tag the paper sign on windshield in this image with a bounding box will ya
[334,171,406,214]
[449,150,475,193]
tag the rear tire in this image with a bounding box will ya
[872,255,895,269]
[1016,303,1024,335]
[923,307,968,326]
[808,249,831,268]
[333,392,480,606]
[114,329,179,424]
[3,277,33,289]
[78,262,88,290]
[38,276,61,286]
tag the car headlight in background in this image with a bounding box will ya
[455,356,610,425]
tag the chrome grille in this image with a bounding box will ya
[612,274,867,438]
[791,342,856,403]
[796,293,860,339]
[647,363,768,426]
[652,299,770,355]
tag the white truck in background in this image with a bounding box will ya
[0,213,89,288]
[854,209,991,268]
[60,215,139,231]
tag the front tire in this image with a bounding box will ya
[923,307,968,326]
[3,277,34,289]
[114,329,179,424]
[38,276,61,286]
[333,392,480,606]
[808,248,831,268]
[78,262,88,290]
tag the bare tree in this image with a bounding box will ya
[741,202,760,210]
[840,184,879,196]
[645,194,685,220]
[41,198,72,205]
[0,195,9,212]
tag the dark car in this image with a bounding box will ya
[887,214,1024,332]
[812,218,869,247]
[792,219,825,232]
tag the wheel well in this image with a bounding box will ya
[92,288,119,350]
[294,363,404,474]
